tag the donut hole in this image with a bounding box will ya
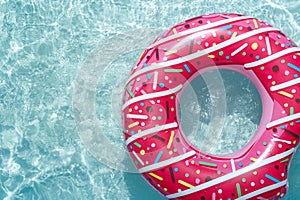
[178,69,262,155]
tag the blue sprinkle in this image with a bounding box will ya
[140,102,145,106]
[220,24,233,31]
[183,64,191,73]
[288,62,300,72]
[143,62,147,67]
[297,120,300,123]
[280,125,286,129]
[129,145,133,149]
[159,83,165,88]
[154,151,163,164]
[286,43,291,47]
[238,162,243,167]
[294,74,299,78]
[130,130,135,135]
[174,167,179,172]
[184,42,189,46]
[228,31,232,35]
[146,73,151,79]
[256,55,260,60]
[226,55,230,60]
[265,174,280,183]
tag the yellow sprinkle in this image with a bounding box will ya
[149,173,163,181]
[167,131,175,149]
[253,19,258,29]
[246,20,250,24]
[212,42,217,46]
[208,54,215,58]
[278,91,294,99]
[138,129,142,133]
[284,103,289,107]
[231,32,237,39]
[251,42,258,50]
[128,121,139,128]
[223,164,227,168]
[277,192,281,196]
[192,22,195,26]
[140,150,145,155]
[253,171,257,175]
[196,169,200,174]
[272,81,276,85]
[138,50,146,61]
[191,160,195,165]
[293,140,297,145]
[172,28,177,34]
[297,53,300,56]
[171,107,174,112]
[250,157,257,162]
[165,50,178,56]
[129,108,132,112]
[168,151,173,155]
[178,180,194,188]
[164,188,168,192]
[151,62,157,65]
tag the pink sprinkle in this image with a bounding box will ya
[185,160,189,166]
[268,75,272,79]
[284,70,290,76]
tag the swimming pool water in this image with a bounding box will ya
[1,0,300,199]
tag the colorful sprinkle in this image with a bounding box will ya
[278,91,294,99]
[164,69,183,73]
[288,62,300,72]
[265,174,280,183]
[198,161,217,168]
[178,180,194,188]
[149,172,163,181]
[251,42,258,50]
[220,24,233,30]
[128,121,139,128]
[134,142,141,148]
[183,64,191,73]
[154,150,163,163]
[236,183,242,197]
[126,86,135,98]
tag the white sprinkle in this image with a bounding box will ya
[265,36,272,55]
[231,43,249,56]
[153,71,158,90]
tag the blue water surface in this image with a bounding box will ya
[1,0,300,199]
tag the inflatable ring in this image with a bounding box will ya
[122,13,300,199]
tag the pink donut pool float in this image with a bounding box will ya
[122,13,300,199]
